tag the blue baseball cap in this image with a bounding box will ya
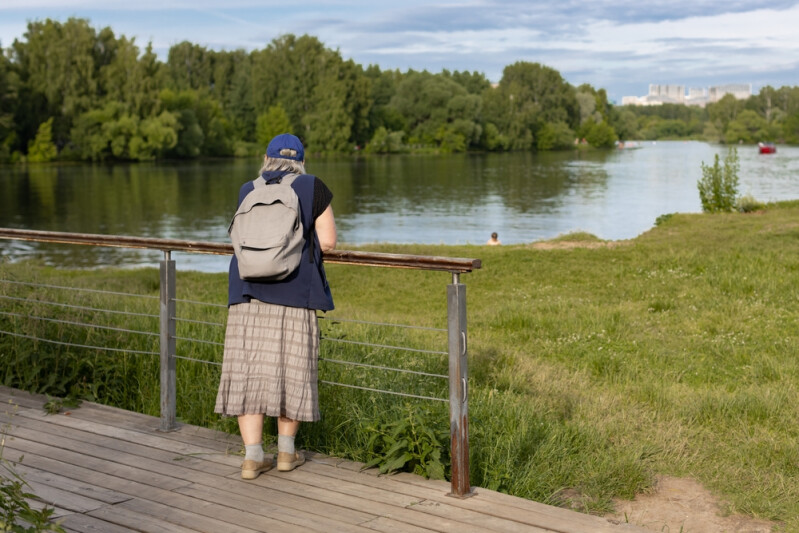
[266,133,305,161]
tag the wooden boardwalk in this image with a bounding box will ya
[0,386,647,533]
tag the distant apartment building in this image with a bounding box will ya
[622,83,752,107]
[649,84,685,103]
[685,87,708,107]
[708,83,752,102]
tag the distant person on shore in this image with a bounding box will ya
[486,232,501,245]
[215,133,336,480]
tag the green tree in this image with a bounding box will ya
[724,109,778,143]
[443,69,491,95]
[707,94,745,136]
[251,35,334,137]
[536,121,575,150]
[698,148,739,213]
[389,71,479,150]
[129,111,179,160]
[217,50,255,141]
[100,37,162,117]
[584,120,617,148]
[483,61,578,151]
[576,90,601,126]
[304,74,353,153]
[0,44,18,161]
[71,102,178,161]
[13,19,105,121]
[160,88,232,157]
[655,119,688,138]
[365,66,405,140]
[365,126,405,153]
[256,105,292,147]
[27,117,58,162]
[612,109,639,141]
[70,102,122,160]
[304,59,371,152]
[783,112,799,143]
[166,41,213,92]
[480,122,509,151]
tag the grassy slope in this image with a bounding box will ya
[329,201,799,528]
[2,201,799,529]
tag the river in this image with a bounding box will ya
[1,141,798,272]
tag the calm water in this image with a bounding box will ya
[2,141,799,272]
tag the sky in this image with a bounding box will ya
[2,1,799,103]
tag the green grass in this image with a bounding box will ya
[3,200,799,529]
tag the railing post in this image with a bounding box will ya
[159,251,177,431]
[447,272,472,497]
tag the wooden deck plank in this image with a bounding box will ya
[208,471,514,533]
[173,483,380,533]
[108,498,263,533]
[13,463,132,505]
[0,386,648,533]
[11,408,241,468]
[4,417,399,530]
[0,385,49,409]
[4,447,313,533]
[5,432,406,532]
[56,512,137,533]
[281,467,552,533]
[193,473,449,533]
[357,515,455,533]
[301,459,640,533]
[22,480,109,514]
[3,413,239,476]
[66,401,241,452]
[2,435,195,491]
[87,504,204,533]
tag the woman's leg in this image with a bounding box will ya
[238,413,265,445]
[238,414,271,479]
[277,416,305,471]
[277,415,299,438]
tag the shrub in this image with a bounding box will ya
[654,213,675,226]
[697,147,739,213]
[737,194,765,213]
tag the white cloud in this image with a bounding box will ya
[2,1,798,97]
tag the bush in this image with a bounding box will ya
[697,147,739,212]
[737,194,765,213]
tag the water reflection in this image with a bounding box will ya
[2,142,799,271]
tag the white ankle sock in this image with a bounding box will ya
[244,443,264,462]
[278,434,295,455]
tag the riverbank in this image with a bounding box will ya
[2,200,798,530]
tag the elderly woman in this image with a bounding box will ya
[215,133,336,479]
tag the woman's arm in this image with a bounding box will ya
[315,205,337,252]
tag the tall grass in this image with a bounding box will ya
[3,200,799,529]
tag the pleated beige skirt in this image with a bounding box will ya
[214,299,320,421]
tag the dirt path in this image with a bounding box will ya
[605,476,776,532]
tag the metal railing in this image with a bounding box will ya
[0,228,481,497]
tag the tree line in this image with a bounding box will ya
[1,18,798,163]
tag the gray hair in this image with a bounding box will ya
[259,156,306,175]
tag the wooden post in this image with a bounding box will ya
[447,273,472,497]
[159,252,177,431]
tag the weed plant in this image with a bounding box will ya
[3,201,799,529]
[1,427,65,532]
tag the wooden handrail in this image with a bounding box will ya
[0,228,481,273]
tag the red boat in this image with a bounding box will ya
[758,142,776,154]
